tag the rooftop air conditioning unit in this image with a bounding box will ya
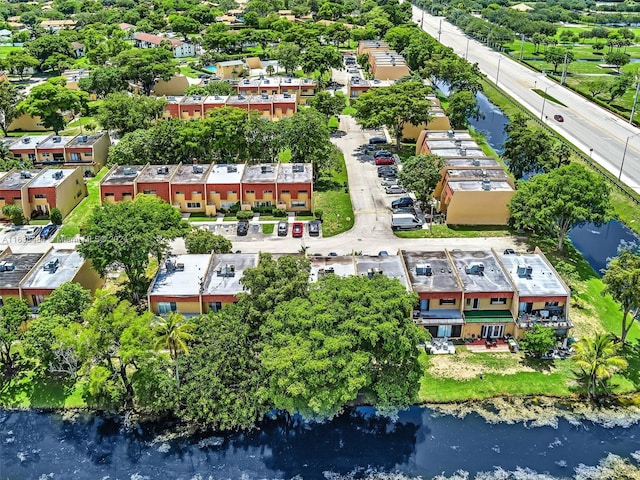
[416,264,432,276]
[454,139,462,147]
[167,96,176,101]
[261,93,268,99]
[22,137,30,144]
[466,263,485,275]
[459,148,467,156]
[217,264,236,277]
[525,265,533,276]
[227,165,237,173]
[472,158,481,166]
[165,259,175,271]
[283,93,291,98]
[52,136,61,143]
[292,164,304,173]
[447,130,454,138]
[481,179,491,191]
[157,166,169,174]
[52,170,63,180]
[517,265,527,277]
[243,79,250,84]
[325,267,335,274]
[78,135,88,143]
[264,79,269,84]
[123,168,136,175]
[193,165,204,174]
[20,170,31,178]
[261,165,273,174]
[175,263,185,271]
[43,258,60,273]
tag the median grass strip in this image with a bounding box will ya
[54,168,107,241]
[262,224,274,234]
[532,88,567,107]
[395,224,513,238]
[313,152,354,236]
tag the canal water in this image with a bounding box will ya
[466,90,640,273]
[2,406,640,479]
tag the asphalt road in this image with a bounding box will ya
[412,6,640,192]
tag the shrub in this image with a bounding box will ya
[272,208,287,217]
[50,207,63,225]
[252,205,274,214]
[229,202,241,213]
[236,210,254,220]
[314,209,323,220]
[2,204,25,225]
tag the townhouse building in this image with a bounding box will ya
[171,163,211,214]
[132,32,195,58]
[163,94,297,121]
[205,163,245,214]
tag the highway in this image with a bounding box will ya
[412,6,640,192]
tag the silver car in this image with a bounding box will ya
[381,177,398,187]
[385,185,406,194]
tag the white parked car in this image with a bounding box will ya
[24,226,42,240]
[385,185,406,194]
[381,177,399,187]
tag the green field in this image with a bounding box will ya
[0,45,23,58]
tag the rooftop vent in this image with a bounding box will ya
[472,158,481,166]
[175,262,185,271]
[22,137,31,144]
[283,92,291,98]
[20,170,32,179]
[192,95,201,101]
[52,136,62,143]
[122,168,137,175]
[481,179,491,191]
[193,165,204,174]
[261,93,268,99]
[261,165,273,174]
[367,267,383,278]
[0,261,15,272]
[459,148,467,156]
[243,79,250,84]
[465,262,485,275]
[217,264,236,277]
[526,265,533,276]
[157,166,169,174]
[454,139,462,147]
[214,95,221,100]
[77,135,88,143]
[416,264,432,276]
[226,164,237,173]
[481,169,487,177]
[447,130,454,138]
[285,78,292,83]
[167,96,176,101]
[52,170,64,180]
[237,94,245,100]
[264,79,269,84]
[292,164,304,173]
[43,258,60,273]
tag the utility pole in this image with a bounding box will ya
[519,34,525,61]
[560,52,569,85]
[465,38,470,59]
[420,10,424,29]
[496,56,501,86]
[438,19,442,42]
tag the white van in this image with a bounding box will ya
[391,213,423,231]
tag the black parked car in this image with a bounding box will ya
[39,223,58,240]
[308,220,321,237]
[392,197,414,209]
[237,220,249,236]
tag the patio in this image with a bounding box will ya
[464,338,511,353]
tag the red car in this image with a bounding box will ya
[292,222,304,238]
[375,157,395,165]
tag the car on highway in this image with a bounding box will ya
[375,156,395,165]
[308,220,321,237]
[277,221,288,237]
[385,185,406,194]
[381,177,399,186]
[392,197,414,208]
[292,222,304,238]
[237,220,249,236]
[39,224,58,240]
[553,114,564,122]
[24,226,42,240]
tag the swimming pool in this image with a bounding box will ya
[202,65,217,73]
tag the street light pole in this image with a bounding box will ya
[620,136,631,181]
[421,11,424,29]
[496,56,501,86]
[438,19,442,42]
[540,86,550,121]
[465,38,470,59]
[519,34,525,61]
[629,78,640,124]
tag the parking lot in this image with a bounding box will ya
[0,224,59,253]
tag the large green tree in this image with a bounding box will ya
[37,282,91,323]
[509,163,612,251]
[300,43,342,86]
[355,80,433,149]
[273,42,301,75]
[520,324,556,358]
[77,195,189,303]
[97,92,166,135]
[2,51,39,79]
[601,249,640,344]
[114,48,177,95]
[26,34,73,69]
[153,312,195,385]
[397,154,445,207]
[544,46,574,73]
[244,116,286,163]
[307,91,346,119]
[19,81,88,134]
[260,273,426,419]
[0,81,22,136]
[285,107,334,179]
[502,114,555,179]
[573,333,627,399]
[445,90,481,129]
[78,66,129,98]
[0,298,31,371]
[184,228,233,254]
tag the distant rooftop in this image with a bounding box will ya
[0,169,40,190]
[0,137,17,148]
[66,132,105,148]
[37,135,75,150]
[401,250,462,293]
[203,95,229,104]
[202,253,259,296]
[309,256,355,282]
[149,254,210,297]
[499,253,569,298]
[446,169,510,180]
[27,168,75,188]
[172,164,210,184]
[101,165,141,185]
[449,250,513,293]
[447,179,514,192]
[180,95,205,105]
[426,130,473,140]
[277,163,312,184]
[429,147,484,158]
[137,164,178,184]
[242,163,278,183]
[9,136,46,150]
[207,163,245,184]
[354,255,410,289]
[445,157,500,168]
[0,252,43,289]
[20,249,84,290]
[217,59,244,67]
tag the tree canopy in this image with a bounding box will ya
[97,93,166,135]
[509,163,612,250]
[601,248,640,344]
[19,80,88,134]
[184,228,233,254]
[397,154,445,207]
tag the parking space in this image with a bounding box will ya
[0,224,58,250]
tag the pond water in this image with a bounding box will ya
[2,407,640,479]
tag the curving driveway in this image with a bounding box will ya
[412,6,640,192]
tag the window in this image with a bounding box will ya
[437,325,452,337]
[209,302,222,312]
[545,301,559,307]
[187,202,201,208]
[192,191,201,195]
[42,153,50,157]
[291,200,306,207]
[174,191,183,195]
[34,194,47,199]
[76,179,80,185]
[281,190,290,195]
[298,190,308,194]
[31,294,45,306]
[490,298,507,305]
[157,302,177,314]
[70,152,81,161]
[13,197,20,202]
[28,154,36,161]
[263,190,272,195]
[104,193,114,197]
[84,152,92,157]
[439,298,456,305]
[254,201,272,207]
[245,190,255,194]
[142,189,156,195]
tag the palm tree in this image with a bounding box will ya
[153,312,196,385]
[573,333,628,399]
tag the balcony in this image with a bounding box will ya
[516,312,572,330]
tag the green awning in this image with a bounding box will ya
[464,310,514,323]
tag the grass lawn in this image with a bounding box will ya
[313,152,354,236]
[262,223,274,234]
[395,224,513,238]
[0,369,86,408]
[179,65,202,78]
[54,167,107,241]
[0,45,23,58]
[532,88,566,107]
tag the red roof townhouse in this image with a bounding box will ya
[205,163,245,214]
[170,163,211,214]
[135,164,177,204]
[276,163,313,211]
[240,163,277,209]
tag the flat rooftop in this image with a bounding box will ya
[309,256,355,282]
[66,132,105,148]
[426,131,473,140]
[401,250,462,293]
[37,135,74,149]
[0,170,39,190]
[149,254,210,297]
[449,250,513,293]
[250,94,273,104]
[27,168,76,188]
[9,136,46,150]
[227,95,250,104]
[242,164,278,183]
[165,95,183,104]
[355,255,410,289]
[277,163,312,184]
[180,95,205,105]
[101,165,141,185]
[447,179,514,192]
[499,253,569,297]
[446,169,509,180]
[0,137,17,148]
[21,249,84,290]
[446,157,501,168]
[238,78,261,87]
[137,164,178,184]
[172,164,210,184]
[273,93,296,102]
[202,253,259,296]
[207,163,245,184]
[203,95,229,105]
[426,140,480,150]
[0,252,43,289]
[429,147,485,158]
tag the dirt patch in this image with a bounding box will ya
[427,351,537,380]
